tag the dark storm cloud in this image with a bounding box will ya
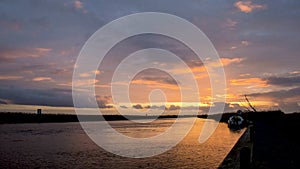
[146,105,166,110]
[211,102,244,113]
[0,100,8,104]
[248,88,300,113]
[120,105,128,109]
[276,102,300,113]
[96,95,113,109]
[263,74,300,87]
[0,86,112,108]
[132,104,143,109]
[139,75,178,86]
[123,34,201,67]
[247,77,300,112]
[130,103,243,113]
[99,34,203,78]
[167,105,181,111]
[0,86,73,107]
[248,87,300,99]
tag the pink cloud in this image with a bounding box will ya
[74,0,83,9]
[224,18,238,30]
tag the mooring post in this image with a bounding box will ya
[240,146,251,169]
[37,109,42,115]
[249,125,254,142]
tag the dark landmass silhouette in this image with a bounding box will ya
[1,110,299,126]
[0,112,192,124]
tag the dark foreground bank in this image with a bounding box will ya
[251,113,300,169]
[219,111,300,169]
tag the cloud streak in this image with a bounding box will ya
[0,75,23,80]
[264,73,300,87]
[0,47,52,60]
[230,78,267,87]
[32,77,53,82]
[248,87,300,99]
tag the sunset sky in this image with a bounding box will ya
[0,0,299,114]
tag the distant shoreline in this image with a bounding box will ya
[1,110,299,124]
[0,112,194,124]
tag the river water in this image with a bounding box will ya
[0,118,244,169]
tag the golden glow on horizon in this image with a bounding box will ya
[230,78,268,87]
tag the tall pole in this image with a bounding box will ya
[244,95,257,112]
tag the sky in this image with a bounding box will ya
[0,0,299,114]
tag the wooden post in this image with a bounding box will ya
[240,147,251,169]
[37,109,42,115]
[249,125,254,142]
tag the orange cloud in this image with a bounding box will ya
[79,73,91,78]
[0,75,23,80]
[32,77,53,82]
[216,93,237,99]
[0,47,52,59]
[95,70,101,75]
[171,58,239,74]
[194,72,208,79]
[235,1,266,13]
[79,70,101,77]
[72,79,99,87]
[169,58,242,79]
[193,57,244,70]
[230,78,268,87]
[131,79,179,90]
[172,66,206,75]
[221,57,244,66]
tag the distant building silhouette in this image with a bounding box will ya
[37,109,42,115]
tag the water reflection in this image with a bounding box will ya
[0,118,244,169]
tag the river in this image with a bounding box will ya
[0,118,244,169]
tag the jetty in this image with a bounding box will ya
[219,111,300,169]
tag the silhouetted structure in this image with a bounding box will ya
[37,109,42,115]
